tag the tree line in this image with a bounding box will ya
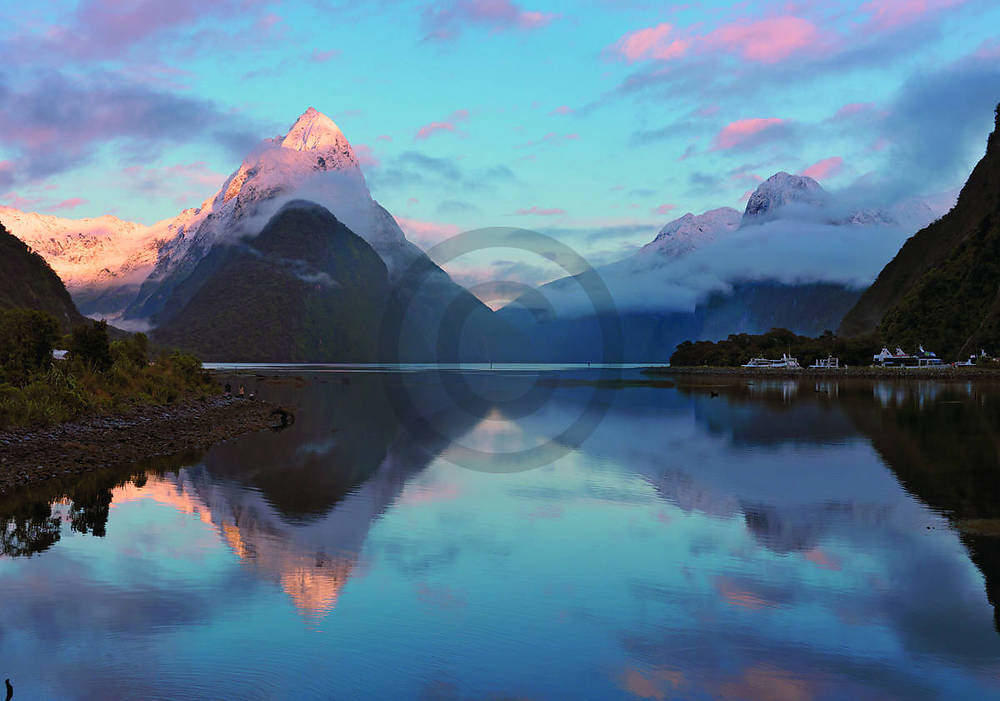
[0,308,217,428]
[669,328,882,367]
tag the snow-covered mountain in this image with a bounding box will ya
[742,171,941,230]
[126,107,427,325]
[635,207,742,263]
[2,107,501,360]
[495,168,947,361]
[0,206,164,319]
[742,172,828,223]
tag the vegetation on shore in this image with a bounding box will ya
[840,103,1000,359]
[669,328,883,367]
[0,308,218,429]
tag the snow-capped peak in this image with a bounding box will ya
[742,172,827,222]
[640,207,741,259]
[279,107,358,168]
[0,205,162,292]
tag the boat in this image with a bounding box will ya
[809,356,840,369]
[915,345,945,367]
[743,354,802,369]
[873,345,944,368]
[954,355,976,367]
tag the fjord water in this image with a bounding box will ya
[3,370,1000,700]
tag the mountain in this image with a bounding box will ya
[494,172,916,361]
[0,207,163,321]
[132,107,501,361]
[840,103,1000,358]
[152,200,389,362]
[634,207,742,263]
[742,172,827,222]
[3,107,504,361]
[124,107,385,325]
[0,221,89,331]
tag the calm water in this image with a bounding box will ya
[3,368,1000,700]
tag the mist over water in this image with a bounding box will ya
[2,369,1000,699]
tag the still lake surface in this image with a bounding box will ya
[3,366,1000,700]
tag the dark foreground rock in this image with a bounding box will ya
[0,397,277,496]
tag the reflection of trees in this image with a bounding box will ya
[841,383,1000,632]
[1,500,61,557]
[680,376,1000,635]
[0,453,200,559]
[662,377,1000,634]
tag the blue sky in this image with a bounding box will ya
[1,0,999,275]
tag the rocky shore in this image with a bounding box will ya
[0,397,278,495]
[648,366,1000,380]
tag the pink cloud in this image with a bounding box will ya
[611,22,690,62]
[45,197,88,212]
[832,101,876,120]
[415,109,470,140]
[713,118,786,150]
[871,137,891,152]
[353,144,379,169]
[416,122,457,140]
[53,0,250,59]
[973,38,1000,59]
[515,206,566,216]
[423,0,557,41]
[654,203,677,215]
[861,0,966,31]
[407,197,419,205]
[550,105,573,115]
[1,191,42,210]
[376,134,393,142]
[800,156,844,181]
[123,161,224,190]
[118,161,226,208]
[394,216,461,249]
[309,48,340,63]
[705,16,821,63]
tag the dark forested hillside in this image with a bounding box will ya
[0,222,89,331]
[153,200,390,362]
[840,104,1000,358]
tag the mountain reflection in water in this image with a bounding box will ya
[2,369,1000,700]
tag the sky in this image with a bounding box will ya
[1,0,999,289]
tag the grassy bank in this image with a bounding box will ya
[0,309,219,429]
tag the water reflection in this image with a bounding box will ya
[2,371,1000,699]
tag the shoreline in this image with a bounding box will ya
[646,366,1000,380]
[0,397,278,496]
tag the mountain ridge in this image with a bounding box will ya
[840,103,1000,358]
[0,221,90,331]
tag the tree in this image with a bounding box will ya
[0,309,60,385]
[70,319,112,371]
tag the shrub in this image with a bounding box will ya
[0,309,60,386]
[0,310,220,429]
[70,320,113,372]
